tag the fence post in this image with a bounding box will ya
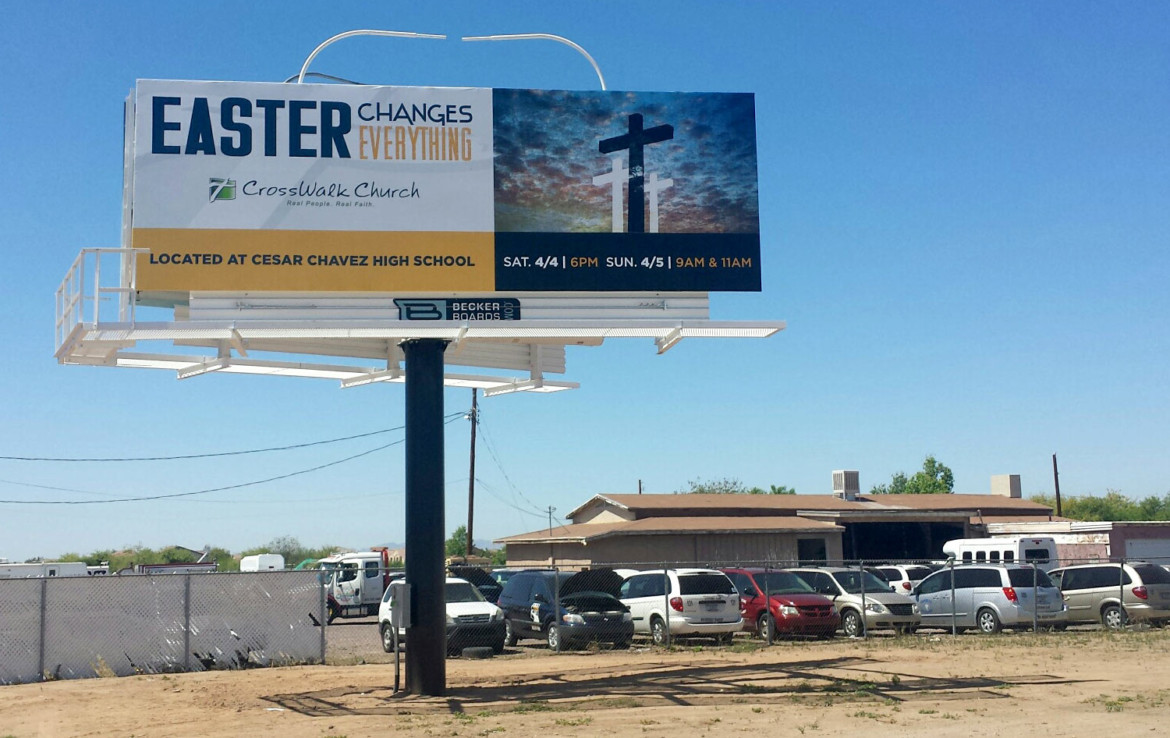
[318,575,327,663]
[764,562,774,646]
[949,558,957,637]
[1031,562,1038,633]
[1118,556,1127,630]
[553,563,561,654]
[662,564,671,648]
[858,561,868,639]
[183,574,192,671]
[37,578,47,680]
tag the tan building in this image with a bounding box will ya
[496,488,1058,568]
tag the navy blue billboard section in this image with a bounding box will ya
[494,233,761,292]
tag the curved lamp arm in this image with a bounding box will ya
[296,29,446,84]
[461,33,607,90]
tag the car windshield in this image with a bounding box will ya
[834,570,891,594]
[445,582,486,603]
[1006,569,1056,588]
[904,566,933,580]
[753,571,817,595]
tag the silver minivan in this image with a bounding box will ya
[1049,562,1170,629]
[789,567,920,637]
[912,565,1066,633]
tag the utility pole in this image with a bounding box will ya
[465,389,478,559]
[1052,453,1063,517]
[547,506,556,564]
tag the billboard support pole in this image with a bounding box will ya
[403,338,448,696]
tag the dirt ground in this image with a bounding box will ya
[3,628,1168,738]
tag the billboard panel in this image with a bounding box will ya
[131,80,761,295]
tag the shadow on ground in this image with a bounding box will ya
[261,655,1097,718]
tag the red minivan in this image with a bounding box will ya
[722,568,840,640]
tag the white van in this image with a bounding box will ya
[942,536,1058,572]
[240,553,285,572]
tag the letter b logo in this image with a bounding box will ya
[394,299,446,320]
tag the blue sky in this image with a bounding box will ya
[1,2,1168,562]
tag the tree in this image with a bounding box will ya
[746,484,797,495]
[446,525,469,557]
[682,476,748,494]
[489,547,508,566]
[870,455,954,494]
[1028,490,1170,521]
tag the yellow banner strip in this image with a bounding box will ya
[133,229,496,292]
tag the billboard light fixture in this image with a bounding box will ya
[296,29,447,85]
[461,33,607,90]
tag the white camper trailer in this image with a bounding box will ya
[942,536,1059,572]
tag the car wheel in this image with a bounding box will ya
[326,603,339,625]
[491,638,505,654]
[757,613,775,642]
[977,608,1002,634]
[842,609,863,638]
[715,631,735,646]
[546,623,561,651]
[612,640,631,650]
[1102,604,1127,631]
[379,622,395,653]
[503,619,517,646]
[650,616,668,646]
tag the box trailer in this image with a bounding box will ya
[240,554,285,572]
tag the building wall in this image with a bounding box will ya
[573,506,636,525]
[505,532,843,569]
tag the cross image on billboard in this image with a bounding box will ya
[130,80,761,296]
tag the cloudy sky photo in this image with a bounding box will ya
[493,89,760,234]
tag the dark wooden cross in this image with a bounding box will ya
[599,113,674,233]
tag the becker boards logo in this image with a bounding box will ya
[209,178,236,202]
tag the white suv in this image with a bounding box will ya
[379,576,506,656]
[619,568,742,645]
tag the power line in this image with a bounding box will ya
[0,414,467,463]
[476,409,546,516]
[0,414,465,505]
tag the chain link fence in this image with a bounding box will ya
[0,571,324,685]
[5,555,1168,684]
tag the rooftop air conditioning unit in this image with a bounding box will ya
[832,470,859,501]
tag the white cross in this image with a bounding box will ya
[592,156,628,233]
[647,172,673,233]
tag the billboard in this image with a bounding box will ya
[130,80,761,295]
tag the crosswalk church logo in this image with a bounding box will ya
[208,178,236,202]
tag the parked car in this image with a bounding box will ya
[620,568,743,645]
[789,567,921,637]
[911,564,1066,633]
[447,566,503,603]
[496,569,633,650]
[378,576,506,656]
[872,564,935,594]
[722,568,839,640]
[1049,561,1170,629]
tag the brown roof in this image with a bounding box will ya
[569,493,1053,521]
[495,516,842,545]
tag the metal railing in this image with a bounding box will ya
[55,247,142,351]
